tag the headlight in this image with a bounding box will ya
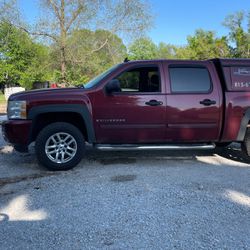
[8,101,27,119]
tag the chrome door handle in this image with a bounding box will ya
[200,99,216,106]
[145,100,163,106]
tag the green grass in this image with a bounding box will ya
[0,93,6,104]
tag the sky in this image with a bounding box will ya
[148,0,250,45]
[18,0,250,46]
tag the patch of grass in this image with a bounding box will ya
[0,93,6,104]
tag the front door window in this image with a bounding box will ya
[114,67,161,93]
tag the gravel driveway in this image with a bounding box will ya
[0,127,249,250]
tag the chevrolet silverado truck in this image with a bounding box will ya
[2,58,250,170]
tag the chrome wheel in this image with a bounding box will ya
[45,132,77,164]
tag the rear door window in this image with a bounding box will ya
[169,67,212,93]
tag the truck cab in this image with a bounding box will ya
[92,60,222,144]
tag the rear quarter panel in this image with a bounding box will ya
[222,92,250,141]
[219,60,250,141]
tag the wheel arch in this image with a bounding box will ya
[237,108,250,141]
[28,104,96,143]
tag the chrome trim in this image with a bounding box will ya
[95,144,215,151]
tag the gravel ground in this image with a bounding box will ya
[0,127,249,249]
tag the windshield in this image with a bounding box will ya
[84,64,120,89]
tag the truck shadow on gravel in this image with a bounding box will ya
[86,144,250,166]
[0,143,249,175]
[214,144,250,164]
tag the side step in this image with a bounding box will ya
[95,143,215,151]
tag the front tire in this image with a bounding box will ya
[35,122,85,171]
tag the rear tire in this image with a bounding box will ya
[215,142,231,148]
[241,128,250,156]
[35,122,85,171]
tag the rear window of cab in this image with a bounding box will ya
[223,66,250,91]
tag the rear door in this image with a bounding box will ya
[165,61,223,142]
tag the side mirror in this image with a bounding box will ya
[105,79,121,94]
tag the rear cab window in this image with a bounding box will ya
[215,59,250,92]
[223,66,250,91]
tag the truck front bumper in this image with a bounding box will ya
[1,119,32,146]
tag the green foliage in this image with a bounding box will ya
[0,21,50,89]
[157,42,177,59]
[223,11,250,58]
[128,37,158,60]
[128,31,230,61]
[30,0,153,83]
[185,29,230,59]
[0,93,6,104]
[52,29,127,85]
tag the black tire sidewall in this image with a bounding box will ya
[241,128,250,161]
[35,122,85,171]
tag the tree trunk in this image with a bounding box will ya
[60,0,66,83]
[60,45,66,82]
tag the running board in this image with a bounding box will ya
[95,143,215,151]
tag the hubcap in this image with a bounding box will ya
[45,132,77,164]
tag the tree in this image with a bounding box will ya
[23,0,153,83]
[175,46,194,59]
[223,11,250,58]
[182,29,230,59]
[0,21,50,89]
[64,29,127,84]
[0,0,20,23]
[157,42,178,59]
[128,37,158,60]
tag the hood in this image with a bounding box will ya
[8,87,84,101]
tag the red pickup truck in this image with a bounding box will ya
[2,58,250,170]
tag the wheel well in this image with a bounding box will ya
[31,112,88,142]
[237,109,250,141]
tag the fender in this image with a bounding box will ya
[28,104,96,143]
[237,108,250,141]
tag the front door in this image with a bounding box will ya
[93,63,167,144]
